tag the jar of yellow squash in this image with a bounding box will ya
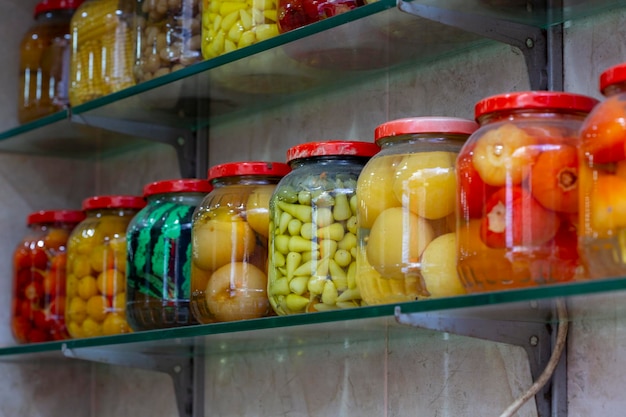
[65,195,145,337]
[69,0,136,105]
[356,117,477,305]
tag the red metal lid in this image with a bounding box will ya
[208,161,291,181]
[27,209,85,225]
[374,117,479,142]
[143,179,213,197]
[600,62,626,93]
[286,141,380,162]
[475,91,599,120]
[34,0,84,17]
[82,195,146,211]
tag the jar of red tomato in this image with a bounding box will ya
[457,91,598,293]
[579,63,626,278]
[12,209,85,343]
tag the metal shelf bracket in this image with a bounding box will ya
[61,343,205,417]
[397,0,563,91]
[69,113,205,178]
[394,300,567,417]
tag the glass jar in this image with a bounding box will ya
[579,62,626,278]
[457,91,598,293]
[277,0,363,33]
[11,210,85,343]
[268,140,379,315]
[18,0,83,124]
[356,117,478,305]
[65,195,146,337]
[69,0,135,105]
[134,0,202,83]
[190,161,291,323]
[126,179,212,330]
[200,0,279,59]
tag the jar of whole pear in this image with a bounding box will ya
[457,91,598,293]
[69,0,135,105]
[18,0,83,123]
[126,179,213,331]
[268,140,379,315]
[190,161,291,323]
[579,62,626,279]
[12,210,85,343]
[356,117,478,305]
[65,195,146,337]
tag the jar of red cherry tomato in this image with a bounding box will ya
[579,63,626,278]
[356,117,477,305]
[268,141,379,315]
[12,210,85,343]
[65,195,146,338]
[190,161,291,323]
[277,0,364,33]
[457,91,598,293]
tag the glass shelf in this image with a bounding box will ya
[2,276,626,362]
[2,0,624,159]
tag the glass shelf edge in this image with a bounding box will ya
[2,276,626,359]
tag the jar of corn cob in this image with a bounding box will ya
[69,0,136,105]
[134,0,203,83]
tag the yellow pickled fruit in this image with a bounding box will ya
[68,297,87,324]
[357,155,403,229]
[193,215,256,271]
[356,246,425,305]
[102,313,131,335]
[366,207,434,279]
[246,185,275,237]
[89,244,114,273]
[392,151,457,220]
[205,261,268,321]
[420,233,466,298]
[77,275,98,300]
[96,269,125,296]
[86,295,110,322]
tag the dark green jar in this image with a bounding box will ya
[126,179,212,331]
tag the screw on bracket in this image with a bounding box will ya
[529,335,539,346]
[526,37,534,48]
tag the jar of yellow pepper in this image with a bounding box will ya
[69,0,136,105]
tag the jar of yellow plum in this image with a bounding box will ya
[356,117,477,305]
[201,0,279,59]
[69,0,136,105]
[579,63,626,278]
[268,140,379,315]
[190,161,291,323]
[457,91,598,293]
[65,195,146,338]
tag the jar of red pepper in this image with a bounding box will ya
[12,209,85,343]
[456,91,598,293]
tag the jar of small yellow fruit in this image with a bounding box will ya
[69,0,136,105]
[267,140,379,315]
[65,195,146,338]
[356,117,478,305]
[190,161,291,323]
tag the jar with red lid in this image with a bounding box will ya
[579,63,626,278]
[11,210,85,343]
[18,0,84,123]
[457,91,598,293]
[65,195,146,337]
[356,117,478,305]
[190,161,291,323]
[126,179,213,331]
[267,140,379,315]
